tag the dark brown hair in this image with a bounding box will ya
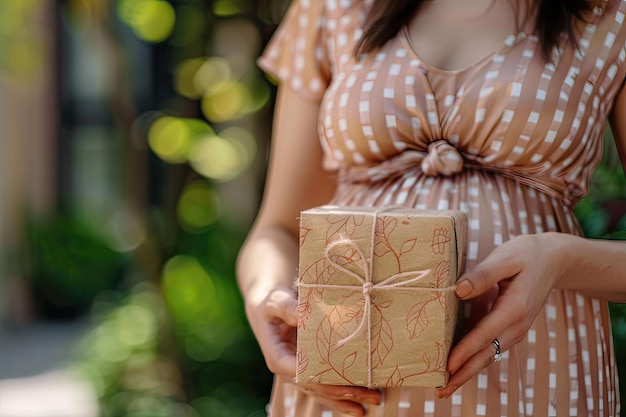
[355,0,595,60]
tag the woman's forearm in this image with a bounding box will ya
[553,232,626,302]
[237,225,300,306]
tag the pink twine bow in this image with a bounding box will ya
[298,208,456,388]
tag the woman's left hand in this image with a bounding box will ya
[437,233,567,399]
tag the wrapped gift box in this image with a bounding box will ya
[295,205,467,388]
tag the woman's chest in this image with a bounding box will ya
[319,27,622,171]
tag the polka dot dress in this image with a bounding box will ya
[258,0,626,415]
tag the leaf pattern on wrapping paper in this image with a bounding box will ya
[342,351,357,374]
[299,226,312,248]
[300,257,334,284]
[371,303,394,368]
[374,240,393,257]
[325,214,366,245]
[406,297,436,340]
[372,217,396,259]
[386,365,403,387]
[375,216,397,238]
[326,245,364,273]
[297,295,312,330]
[435,341,449,371]
[399,238,417,257]
[300,253,352,303]
[339,292,365,325]
[432,260,455,321]
[422,351,431,369]
[296,348,309,375]
[316,307,349,361]
[434,260,451,287]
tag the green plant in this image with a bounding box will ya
[26,216,128,319]
[575,130,626,415]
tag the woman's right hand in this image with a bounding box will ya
[245,285,383,417]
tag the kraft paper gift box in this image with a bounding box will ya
[295,205,467,389]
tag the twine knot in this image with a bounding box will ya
[362,282,374,296]
[421,140,464,176]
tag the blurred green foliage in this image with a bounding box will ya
[60,0,281,415]
[26,217,128,319]
[575,131,626,412]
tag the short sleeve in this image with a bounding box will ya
[258,0,332,100]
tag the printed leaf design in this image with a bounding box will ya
[299,226,312,248]
[326,215,351,243]
[399,238,417,257]
[297,296,312,330]
[317,314,333,361]
[340,293,365,324]
[386,365,403,387]
[406,298,434,340]
[326,214,365,244]
[423,351,431,369]
[317,307,349,360]
[374,240,392,257]
[435,341,448,371]
[342,351,357,374]
[375,217,397,238]
[370,306,393,367]
[434,260,451,287]
[297,348,309,375]
[300,257,335,285]
[316,316,332,361]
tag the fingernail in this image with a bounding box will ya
[437,386,457,399]
[455,280,473,299]
[342,392,356,398]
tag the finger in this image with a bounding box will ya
[298,385,382,416]
[455,245,522,300]
[307,396,366,417]
[437,337,505,399]
[446,293,527,374]
[263,321,297,376]
[301,384,382,405]
[265,287,298,327]
[267,337,297,376]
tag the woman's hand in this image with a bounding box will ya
[437,233,566,399]
[245,285,382,416]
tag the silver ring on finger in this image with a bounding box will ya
[492,338,503,362]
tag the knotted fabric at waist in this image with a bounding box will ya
[338,148,582,208]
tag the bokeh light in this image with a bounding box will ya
[201,80,251,122]
[104,209,146,252]
[194,57,232,96]
[176,181,221,233]
[173,58,205,99]
[117,0,175,43]
[188,133,251,182]
[162,255,215,323]
[213,0,245,17]
[148,116,214,163]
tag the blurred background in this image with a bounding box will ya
[0,1,624,416]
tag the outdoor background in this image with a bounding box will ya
[0,1,624,416]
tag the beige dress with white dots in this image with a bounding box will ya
[258,0,626,415]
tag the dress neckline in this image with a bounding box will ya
[399,26,525,77]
